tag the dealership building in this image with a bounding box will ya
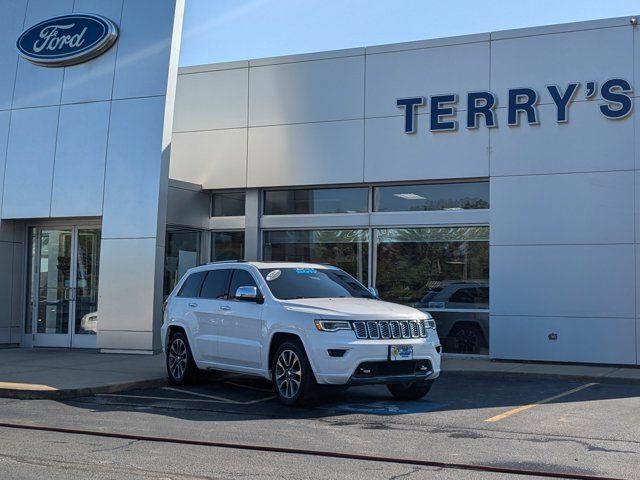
[0,2,638,365]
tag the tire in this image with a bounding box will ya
[166,331,199,385]
[449,324,486,355]
[271,340,316,406]
[387,380,434,401]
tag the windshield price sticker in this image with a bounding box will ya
[295,268,317,274]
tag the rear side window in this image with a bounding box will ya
[228,269,259,299]
[177,271,207,298]
[200,269,232,300]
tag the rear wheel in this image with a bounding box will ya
[449,324,486,354]
[387,380,434,401]
[167,331,199,385]
[272,340,316,406]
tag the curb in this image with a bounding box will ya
[0,378,167,400]
[441,369,640,385]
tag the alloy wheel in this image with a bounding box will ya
[275,349,302,399]
[168,337,188,380]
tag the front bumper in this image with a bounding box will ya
[307,330,441,386]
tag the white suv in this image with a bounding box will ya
[162,261,441,406]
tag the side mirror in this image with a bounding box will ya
[235,286,263,303]
[368,287,379,298]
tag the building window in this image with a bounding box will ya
[264,187,368,215]
[211,231,245,261]
[164,230,201,296]
[263,229,369,284]
[373,182,489,212]
[374,226,489,355]
[212,192,245,217]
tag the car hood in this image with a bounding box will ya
[279,297,427,320]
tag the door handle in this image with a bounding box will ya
[219,305,231,311]
[188,302,198,308]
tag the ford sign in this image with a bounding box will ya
[16,14,118,67]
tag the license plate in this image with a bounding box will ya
[389,345,413,361]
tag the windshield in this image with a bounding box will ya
[259,267,374,300]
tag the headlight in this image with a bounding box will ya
[314,320,352,332]
[423,319,437,330]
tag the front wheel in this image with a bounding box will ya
[387,380,434,401]
[272,341,316,406]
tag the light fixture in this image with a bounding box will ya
[393,193,426,200]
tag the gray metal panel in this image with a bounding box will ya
[491,315,636,365]
[50,102,111,217]
[170,129,247,189]
[102,96,165,238]
[490,102,634,176]
[365,41,489,118]
[166,184,209,229]
[60,0,124,104]
[173,68,248,132]
[0,0,28,110]
[112,0,177,99]
[12,0,74,109]
[364,115,489,182]
[10,241,24,341]
[249,55,365,126]
[491,26,633,102]
[491,244,635,318]
[247,120,364,187]
[491,171,635,245]
[2,106,59,219]
[0,111,11,227]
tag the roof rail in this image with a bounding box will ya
[206,259,248,264]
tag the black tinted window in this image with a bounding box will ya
[200,269,231,299]
[229,269,259,299]
[259,267,373,300]
[177,271,206,298]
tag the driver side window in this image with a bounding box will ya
[228,269,260,300]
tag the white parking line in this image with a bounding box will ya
[162,387,243,404]
[224,381,273,393]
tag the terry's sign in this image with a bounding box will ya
[397,79,633,134]
[17,14,118,67]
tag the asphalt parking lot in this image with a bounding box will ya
[0,372,639,479]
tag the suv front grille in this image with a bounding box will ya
[353,320,429,340]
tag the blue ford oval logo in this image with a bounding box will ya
[16,14,118,67]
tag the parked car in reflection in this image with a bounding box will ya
[414,282,489,355]
[79,312,98,334]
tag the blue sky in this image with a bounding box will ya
[179,0,639,66]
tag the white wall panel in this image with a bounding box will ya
[112,0,176,99]
[491,316,636,364]
[491,171,634,245]
[60,0,124,104]
[171,128,247,189]
[491,26,633,104]
[247,120,364,187]
[249,56,365,126]
[491,245,635,318]
[51,102,110,217]
[0,0,28,110]
[365,41,490,118]
[2,106,59,218]
[0,242,12,330]
[490,101,634,176]
[12,0,74,109]
[0,111,10,227]
[174,68,248,132]
[102,96,165,238]
[365,115,489,182]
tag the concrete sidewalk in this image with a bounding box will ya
[0,349,166,399]
[1,349,640,400]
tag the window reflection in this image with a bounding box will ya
[374,227,489,355]
[263,229,368,284]
[264,188,368,215]
[212,231,245,261]
[374,182,489,212]
[164,230,201,296]
[212,192,245,217]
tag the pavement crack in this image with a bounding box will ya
[89,439,137,453]
[388,467,423,480]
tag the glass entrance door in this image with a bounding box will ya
[27,226,101,348]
